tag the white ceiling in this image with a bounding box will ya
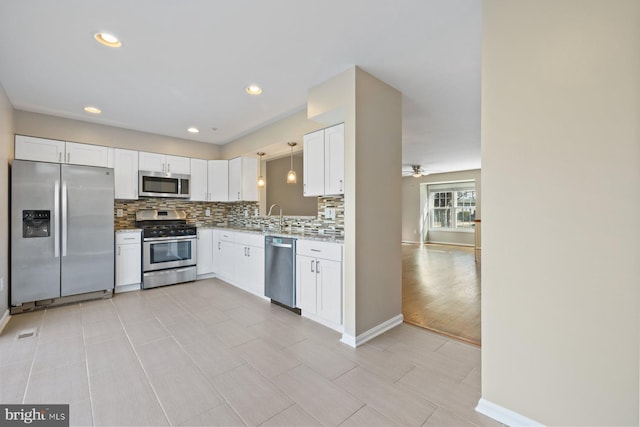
[0,0,481,173]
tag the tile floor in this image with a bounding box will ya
[0,278,501,427]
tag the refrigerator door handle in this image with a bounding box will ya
[54,180,60,258]
[61,180,68,257]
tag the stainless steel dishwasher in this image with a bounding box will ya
[265,236,299,312]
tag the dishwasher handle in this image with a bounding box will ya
[268,242,292,249]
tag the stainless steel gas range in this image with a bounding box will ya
[136,209,197,289]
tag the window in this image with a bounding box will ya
[428,182,476,231]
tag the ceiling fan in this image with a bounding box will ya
[402,165,437,178]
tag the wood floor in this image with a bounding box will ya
[402,243,481,346]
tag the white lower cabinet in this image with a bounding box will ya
[233,233,265,297]
[296,240,343,331]
[115,231,141,293]
[196,229,214,277]
[212,230,265,298]
[214,230,235,280]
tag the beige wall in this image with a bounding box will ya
[0,83,14,317]
[401,169,480,244]
[14,110,220,159]
[309,69,358,339]
[481,1,640,425]
[265,154,316,216]
[308,67,402,339]
[353,68,403,335]
[220,109,323,160]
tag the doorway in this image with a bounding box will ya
[402,177,481,346]
[402,242,480,345]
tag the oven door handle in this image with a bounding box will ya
[143,235,197,242]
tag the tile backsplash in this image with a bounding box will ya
[115,196,344,235]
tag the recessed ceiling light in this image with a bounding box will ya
[187,127,199,133]
[246,85,262,95]
[83,106,102,114]
[94,32,122,48]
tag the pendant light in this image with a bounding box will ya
[286,142,297,184]
[257,152,266,188]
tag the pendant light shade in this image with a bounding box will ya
[287,142,297,184]
[257,152,266,188]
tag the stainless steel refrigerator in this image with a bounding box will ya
[11,160,114,309]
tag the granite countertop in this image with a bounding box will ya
[198,225,344,243]
[115,228,142,233]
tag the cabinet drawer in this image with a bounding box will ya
[116,231,141,244]
[235,232,264,248]
[218,230,235,242]
[296,240,342,261]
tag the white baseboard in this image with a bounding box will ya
[427,240,474,247]
[476,398,542,427]
[114,283,141,294]
[0,309,11,335]
[341,313,404,348]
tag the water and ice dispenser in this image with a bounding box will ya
[22,210,50,238]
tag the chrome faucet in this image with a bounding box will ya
[267,204,283,230]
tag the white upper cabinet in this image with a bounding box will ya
[166,155,190,174]
[15,136,110,168]
[138,151,165,172]
[113,149,138,199]
[65,141,111,167]
[303,130,325,197]
[324,123,345,195]
[303,123,344,197]
[208,160,229,201]
[15,135,65,163]
[228,157,258,201]
[190,158,208,201]
[139,152,190,174]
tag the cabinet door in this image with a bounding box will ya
[233,243,250,290]
[246,245,265,296]
[114,149,138,199]
[212,231,221,273]
[116,243,141,286]
[324,123,345,195]
[218,240,235,280]
[196,229,214,276]
[303,130,325,196]
[15,135,65,163]
[190,158,208,201]
[208,160,229,201]
[228,157,242,201]
[317,258,342,326]
[139,151,166,172]
[167,155,190,174]
[65,142,110,167]
[296,254,317,314]
[241,157,258,201]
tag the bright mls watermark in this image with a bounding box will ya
[1,405,68,426]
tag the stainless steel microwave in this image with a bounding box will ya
[138,170,190,198]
